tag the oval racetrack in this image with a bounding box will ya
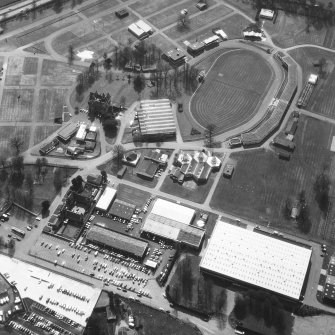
[190,49,274,134]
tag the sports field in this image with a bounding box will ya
[190,49,274,133]
[288,47,335,118]
[210,116,335,240]
[0,88,34,121]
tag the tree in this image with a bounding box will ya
[120,95,126,108]
[10,136,24,156]
[53,0,63,13]
[41,200,50,212]
[177,12,190,31]
[25,171,34,192]
[314,170,330,214]
[101,170,107,184]
[205,124,216,150]
[297,204,312,233]
[53,168,63,192]
[68,45,75,65]
[133,74,145,99]
[113,144,124,170]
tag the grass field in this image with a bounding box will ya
[85,38,114,59]
[38,88,69,121]
[210,116,335,241]
[127,297,202,335]
[129,0,181,17]
[223,0,257,18]
[160,175,215,204]
[5,56,38,86]
[264,11,331,49]
[0,89,34,121]
[288,47,335,119]
[181,13,250,45]
[190,49,273,133]
[146,0,216,30]
[163,5,233,40]
[147,34,176,53]
[23,41,48,55]
[41,60,84,86]
[33,125,61,145]
[110,28,136,47]
[117,183,150,207]
[0,126,31,151]
[168,255,227,315]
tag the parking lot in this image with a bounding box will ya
[29,232,175,300]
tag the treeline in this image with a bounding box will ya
[253,0,335,25]
[233,290,291,334]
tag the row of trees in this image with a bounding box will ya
[233,290,290,334]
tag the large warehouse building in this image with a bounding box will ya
[87,225,148,258]
[95,187,117,212]
[137,99,176,139]
[141,198,204,249]
[200,221,312,301]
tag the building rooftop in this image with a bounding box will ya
[87,225,148,258]
[109,199,136,220]
[200,220,312,300]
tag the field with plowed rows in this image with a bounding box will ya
[190,49,273,133]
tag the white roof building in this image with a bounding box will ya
[141,198,204,248]
[260,8,275,20]
[75,124,87,141]
[203,35,220,45]
[200,221,312,300]
[308,74,318,85]
[135,20,153,34]
[128,23,146,39]
[95,187,117,212]
[0,255,101,327]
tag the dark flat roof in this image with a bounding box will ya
[87,225,148,258]
[109,199,135,220]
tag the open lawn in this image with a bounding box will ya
[168,255,227,315]
[223,0,257,18]
[147,0,216,30]
[111,28,136,47]
[116,183,150,208]
[210,116,335,241]
[180,13,249,45]
[41,60,84,86]
[23,41,48,55]
[190,49,274,134]
[129,0,181,17]
[160,175,215,204]
[127,297,202,335]
[80,0,119,17]
[0,89,34,121]
[163,5,233,40]
[33,125,61,145]
[288,47,335,119]
[147,34,176,53]
[5,56,38,86]
[0,126,30,151]
[38,88,69,121]
[97,11,140,35]
[85,38,114,59]
[264,11,332,49]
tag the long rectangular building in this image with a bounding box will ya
[200,220,312,301]
[87,225,148,258]
[95,187,117,212]
[137,99,176,138]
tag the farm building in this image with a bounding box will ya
[203,35,220,49]
[57,122,79,142]
[39,138,59,155]
[85,131,97,142]
[86,174,102,186]
[75,124,87,142]
[87,225,148,258]
[85,141,96,152]
[223,164,234,178]
[259,8,275,20]
[323,256,335,304]
[273,136,295,151]
[95,187,117,212]
[144,149,168,165]
[162,49,186,66]
[285,119,298,135]
[117,166,127,178]
[136,159,159,180]
[128,20,152,39]
[187,42,205,56]
[109,199,136,221]
[243,25,263,39]
[213,29,228,40]
[308,74,318,85]
[137,99,176,139]
[200,220,312,301]
[171,150,221,184]
[141,199,204,249]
